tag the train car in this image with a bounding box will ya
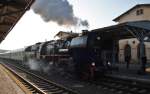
[0,51,11,59]
[0,49,25,61]
[0,47,35,63]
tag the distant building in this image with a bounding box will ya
[55,31,78,40]
[114,4,150,63]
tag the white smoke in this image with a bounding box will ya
[27,59,41,71]
[32,0,89,27]
[27,59,51,73]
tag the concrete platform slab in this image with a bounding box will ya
[0,64,26,94]
[109,63,150,83]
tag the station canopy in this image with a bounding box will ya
[92,21,150,42]
[0,0,35,43]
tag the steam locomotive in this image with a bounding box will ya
[0,31,113,79]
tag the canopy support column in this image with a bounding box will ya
[126,26,147,73]
[112,40,118,64]
[139,39,147,74]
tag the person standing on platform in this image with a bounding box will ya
[125,55,131,69]
[141,56,147,73]
[124,44,131,69]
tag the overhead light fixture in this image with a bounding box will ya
[144,36,149,41]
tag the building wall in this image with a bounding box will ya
[119,38,150,63]
[117,6,150,23]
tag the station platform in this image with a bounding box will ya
[109,63,150,83]
[0,64,30,94]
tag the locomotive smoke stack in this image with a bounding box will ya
[32,0,89,27]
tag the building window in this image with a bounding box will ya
[136,9,144,15]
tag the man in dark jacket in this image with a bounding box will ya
[141,56,147,73]
[124,44,131,69]
[125,55,131,69]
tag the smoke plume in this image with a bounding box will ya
[27,59,51,73]
[27,59,42,71]
[32,0,89,27]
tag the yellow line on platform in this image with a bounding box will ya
[0,64,32,94]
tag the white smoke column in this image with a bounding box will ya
[32,0,89,27]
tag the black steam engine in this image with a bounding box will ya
[0,31,113,79]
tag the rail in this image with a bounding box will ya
[2,63,46,94]
[2,63,78,94]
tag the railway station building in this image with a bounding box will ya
[113,4,150,63]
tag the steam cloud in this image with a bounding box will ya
[27,59,51,73]
[32,0,89,27]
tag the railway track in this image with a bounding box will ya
[2,59,150,94]
[2,63,78,94]
[90,75,150,94]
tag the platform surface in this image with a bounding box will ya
[110,63,150,83]
[0,64,25,94]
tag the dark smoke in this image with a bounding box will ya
[79,20,89,27]
[32,0,89,27]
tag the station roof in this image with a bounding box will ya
[92,21,150,42]
[0,0,35,43]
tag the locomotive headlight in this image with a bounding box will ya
[97,36,101,40]
[91,62,95,66]
[107,61,111,65]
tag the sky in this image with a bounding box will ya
[0,0,150,50]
